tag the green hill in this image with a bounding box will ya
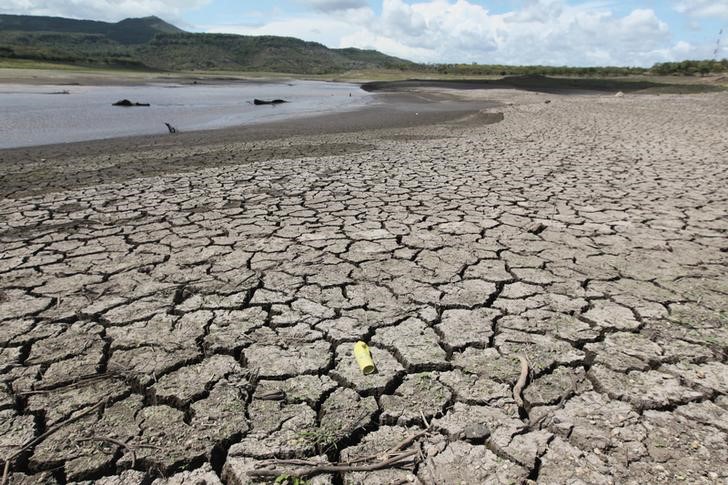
[0,14,182,44]
[136,33,415,72]
[0,13,416,73]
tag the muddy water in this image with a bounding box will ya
[0,80,371,149]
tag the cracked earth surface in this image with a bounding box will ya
[1,89,727,484]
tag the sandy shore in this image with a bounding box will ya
[1,86,727,484]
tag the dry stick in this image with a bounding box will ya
[346,430,429,465]
[270,430,427,469]
[247,449,419,478]
[258,458,318,467]
[18,372,117,396]
[389,430,429,453]
[513,354,530,408]
[0,399,106,485]
[255,429,429,473]
[256,390,285,401]
[419,410,431,428]
[76,437,136,469]
[0,462,8,485]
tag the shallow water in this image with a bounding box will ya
[0,80,371,149]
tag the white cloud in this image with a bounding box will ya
[206,16,358,48]
[211,0,711,66]
[674,0,728,19]
[0,0,210,22]
[330,0,683,66]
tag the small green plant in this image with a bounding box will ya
[718,311,728,326]
[703,336,719,346]
[274,474,310,485]
[295,427,337,452]
[414,373,433,389]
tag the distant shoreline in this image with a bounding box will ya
[0,88,502,158]
[1,65,725,93]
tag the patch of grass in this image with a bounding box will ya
[416,372,432,383]
[295,427,337,452]
[717,310,728,324]
[703,336,720,345]
[275,475,310,485]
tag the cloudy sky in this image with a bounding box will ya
[2,0,727,66]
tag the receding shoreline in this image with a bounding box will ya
[0,89,502,161]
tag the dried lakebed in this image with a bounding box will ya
[0,89,727,484]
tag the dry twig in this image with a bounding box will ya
[76,437,137,469]
[348,429,429,465]
[248,428,429,479]
[257,390,286,401]
[419,410,431,428]
[513,354,530,408]
[247,449,418,478]
[18,372,119,396]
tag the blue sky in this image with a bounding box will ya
[2,1,727,66]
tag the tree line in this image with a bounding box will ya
[421,59,728,77]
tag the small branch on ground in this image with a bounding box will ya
[257,390,285,401]
[18,372,120,396]
[349,429,430,465]
[419,410,431,428]
[513,354,530,408]
[247,449,419,478]
[76,437,137,469]
[248,428,430,479]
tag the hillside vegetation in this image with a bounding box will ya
[0,14,416,74]
[0,13,727,77]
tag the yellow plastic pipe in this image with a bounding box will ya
[354,341,376,375]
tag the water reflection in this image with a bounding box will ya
[0,80,371,149]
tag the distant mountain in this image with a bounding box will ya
[0,14,416,73]
[0,14,182,44]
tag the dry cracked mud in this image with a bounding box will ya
[1,89,727,484]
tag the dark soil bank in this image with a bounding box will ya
[362,74,725,95]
